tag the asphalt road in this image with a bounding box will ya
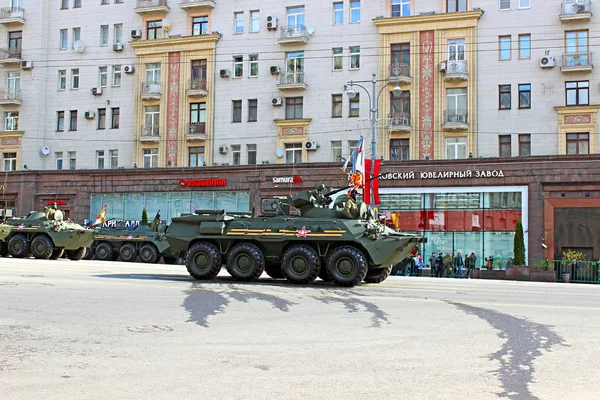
[1,258,600,400]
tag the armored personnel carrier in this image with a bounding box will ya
[166,185,425,287]
[0,223,13,256]
[3,210,95,260]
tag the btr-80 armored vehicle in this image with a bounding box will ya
[0,223,13,256]
[166,185,425,287]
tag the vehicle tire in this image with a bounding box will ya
[94,242,113,261]
[65,248,86,261]
[326,246,368,287]
[163,256,178,265]
[31,235,54,260]
[119,243,137,262]
[8,234,30,258]
[0,242,9,257]
[139,243,159,263]
[318,268,331,282]
[83,246,95,260]
[364,266,392,284]
[50,248,64,260]
[226,243,265,282]
[264,264,284,279]
[281,245,320,284]
[186,242,222,280]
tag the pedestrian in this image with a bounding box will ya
[444,253,452,277]
[429,252,437,277]
[435,252,444,278]
[465,252,476,279]
[454,252,464,278]
[416,253,424,277]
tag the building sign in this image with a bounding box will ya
[47,200,68,206]
[83,219,140,229]
[272,176,302,185]
[179,178,227,187]
[381,170,505,181]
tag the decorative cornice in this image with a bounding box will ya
[274,118,312,127]
[0,130,23,137]
[129,34,220,52]
[374,10,483,31]
[555,105,600,114]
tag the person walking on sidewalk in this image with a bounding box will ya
[454,252,464,278]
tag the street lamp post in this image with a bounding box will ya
[345,73,402,205]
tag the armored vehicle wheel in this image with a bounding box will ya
[50,248,64,260]
[326,246,368,287]
[31,235,54,260]
[65,248,86,261]
[8,234,30,258]
[186,242,222,280]
[163,256,178,265]
[281,245,320,284]
[364,266,392,284]
[119,243,137,262]
[0,242,9,257]
[226,243,265,282]
[264,264,284,279]
[83,247,95,260]
[95,242,113,261]
[139,243,159,263]
[318,268,331,282]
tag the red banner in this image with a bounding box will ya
[363,159,381,205]
[179,179,227,187]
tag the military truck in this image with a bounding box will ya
[166,185,425,287]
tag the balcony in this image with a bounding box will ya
[179,0,216,10]
[187,78,208,97]
[140,125,160,142]
[186,122,207,140]
[0,7,24,25]
[278,25,309,45]
[561,52,593,72]
[388,112,411,132]
[0,88,21,105]
[0,47,21,65]
[141,81,162,100]
[441,60,468,82]
[277,72,307,90]
[135,0,169,14]
[560,0,591,21]
[442,109,468,131]
[388,63,411,84]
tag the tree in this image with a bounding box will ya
[513,220,525,266]
[141,208,148,226]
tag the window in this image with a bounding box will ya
[447,0,467,12]
[56,152,63,170]
[392,0,411,17]
[189,147,205,167]
[61,0,68,9]
[249,54,258,77]
[100,25,108,45]
[499,85,511,109]
[114,24,122,44]
[144,106,160,136]
[285,97,303,119]
[7,71,19,96]
[247,144,257,165]
[248,99,258,122]
[101,0,109,4]
[97,108,106,129]
[99,67,108,87]
[192,16,208,36]
[445,137,467,160]
[519,34,530,59]
[446,88,467,123]
[333,2,343,24]
[349,93,360,117]
[519,0,530,8]
[331,141,342,162]
[74,0,82,7]
[448,39,465,62]
[234,56,243,77]
[110,149,118,169]
[499,135,511,157]
[147,20,163,40]
[71,68,79,89]
[234,12,244,34]
[57,111,65,131]
[499,36,511,60]
[68,151,76,170]
[332,48,343,70]
[97,151,105,169]
[191,59,208,82]
[250,10,260,32]
[390,139,410,161]
[3,152,16,172]
[143,149,158,168]
[350,1,360,23]
[566,133,589,155]
[190,102,206,130]
[286,51,304,83]
[145,63,161,84]
[232,145,241,165]
[390,90,410,116]
[332,94,343,117]
[60,29,68,49]
[285,143,302,164]
[73,28,81,44]
[112,66,121,87]
[391,43,410,67]
[518,84,531,109]
[111,108,120,129]
[232,100,242,122]
[8,31,22,55]
[4,111,18,131]
[58,70,66,90]
[348,140,358,158]
[287,6,305,26]
[565,30,589,67]
[69,110,77,131]
[566,81,589,106]
[350,46,360,69]
[518,134,531,156]
[115,0,123,3]
[500,0,510,10]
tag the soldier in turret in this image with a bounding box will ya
[45,202,58,220]
[151,212,161,232]
[344,189,360,219]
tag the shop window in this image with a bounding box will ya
[499,135,511,157]
[566,133,589,155]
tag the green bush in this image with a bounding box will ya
[141,208,148,225]
[532,260,550,271]
[513,220,525,265]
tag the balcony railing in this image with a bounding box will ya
[142,81,161,97]
[280,72,304,85]
[388,112,411,129]
[443,109,468,125]
[179,0,216,8]
[188,122,206,136]
[0,88,21,101]
[188,78,207,91]
[561,0,591,15]
[280,25,308,40]
[388,63,411,80]
[443,59,468,74]
[0,7,24,20]
[562,52,592,68]
[141,125,159,137]
[136,0,168,8]
[0,47,21,60]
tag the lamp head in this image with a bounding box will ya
[346,88,357,99]
[392,84,402,97]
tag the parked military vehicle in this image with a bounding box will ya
[3,209,95,260]
[0,223,13,256]
[166,185,425,287]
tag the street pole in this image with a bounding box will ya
[370,73,377,206]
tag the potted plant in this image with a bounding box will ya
[529,259,555,282]
[561,250,585,283]
[506,220,529,280]
[141,208,148,226]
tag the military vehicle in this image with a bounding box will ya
[0,223,13,256]
[166,185,425,287]
[3,209,95,260]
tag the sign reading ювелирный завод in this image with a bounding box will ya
[380,170,505,181]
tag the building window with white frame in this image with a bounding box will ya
[61,0,68,9]
[56,152,63,170]
[250,10,260,32]
[144,106,160,136]
[4,111,18,131]
[74,0,81,7]
[99,67,108,87]
[231,145,241,165]
[445,137,467,160]
[287,6,305,27]
[58,70,66,90]
[285,143,302,164]
[113,66,121,87]
[332,94,343,117]
[518,0,530,9]
[350,46,360,69]
[57,111,65,131]
[98,108,106,129]
[111,108,120,129]
[3,152,16,171]
[350,1,360,23]
[331,140,342,162]
[248,99,258,122]
[189,147,205,167]
[100,25,109,45]
[145,63,161,84]
[500,0,510,10]
[392,0,411,17]
[110,149,118,168]
[446,88,467,123]
[114,24,122,43]
[249,54,258,77]
[234,56,243,77]
[60,29,67,49]
[72,27,80,45]
[143,149,158,168]
[247,144,257,165]
[447,0,467,12]
[333,48,343,71]
[71,68,79,89]
[68,151,76,169]
[97,150,105,169]
[333,2,343,24]
[234,12,244,34]
[232,100,242,122]
[566,81,589,106]
[349,93,360,117]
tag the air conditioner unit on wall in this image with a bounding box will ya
[113,43,123,52]
[91,87,102,95]
[540,56,556,68]
[272,97,283,106]
[220,69,230,78]
[131,30,142,39]
[84,111,95,119]
[20,60,33,69]
[219,146,228,154]
[270,66,280,75]
[304,141,317,150]
[266,16,278,30]
[123,65,135,74]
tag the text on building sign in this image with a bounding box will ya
[47,200,68,206]
[179,178,227,187]
[272,176,302,184]
[380,170,505,180]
